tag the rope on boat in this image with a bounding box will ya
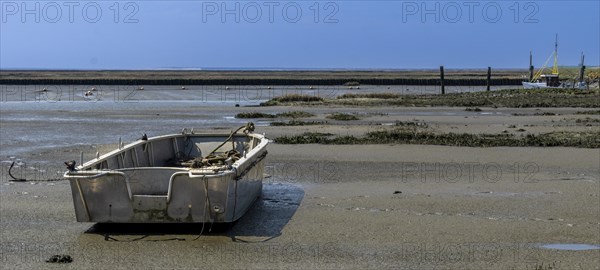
[193,123,257,239]
[7,161,66,182]
[207,122,254,156]
[184,122,255,168]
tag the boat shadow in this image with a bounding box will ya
[229,183,304,241]
[84,183,304,242]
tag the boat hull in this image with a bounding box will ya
[65,132,268,223]
[522,81,548,89]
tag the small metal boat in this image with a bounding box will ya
[64,123,268,223]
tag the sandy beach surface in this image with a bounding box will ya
[1,93,599,269]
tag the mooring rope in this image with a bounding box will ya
[185,122,255,168]
[8,161,65,182]
[207,122,255,157]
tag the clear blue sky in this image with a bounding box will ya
[1,1,598,69]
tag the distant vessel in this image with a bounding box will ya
[575,53,587,89]
[523,35,561,89]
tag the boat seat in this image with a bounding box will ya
[119,168,189,196]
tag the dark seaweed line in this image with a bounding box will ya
[274,131,600,148]
[260,89,600,108]
[0,78,524,86]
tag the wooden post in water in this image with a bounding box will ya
[529,51,534,81]
[579,53,586,84]
[439,66,445,94]
[486,67,491,91]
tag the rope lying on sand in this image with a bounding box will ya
[8,161,66,182]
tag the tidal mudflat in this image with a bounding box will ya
[1,86,598,269]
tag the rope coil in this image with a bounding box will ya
[169,122,256,168]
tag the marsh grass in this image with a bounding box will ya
[235,112,276,118]
[270,120,327,126]
[576,110,600,115]
[276,111,315,118]
[236,110,315,119]
[264,89,600,108]
[274,130,599,148]
[260,94,324,106]
[575,117,600,123]
[465,107,482,112]
[326,113,360,121]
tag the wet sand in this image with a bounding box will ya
[1,103,599,269]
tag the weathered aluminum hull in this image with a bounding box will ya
[65,132,268,223]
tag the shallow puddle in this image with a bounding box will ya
[538,244,600,251]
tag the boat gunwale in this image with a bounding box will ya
[71,132,268,173]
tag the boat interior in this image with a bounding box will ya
[84,134,261,171]
[72,133,265,198]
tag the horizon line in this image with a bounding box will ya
[2,66,595,72]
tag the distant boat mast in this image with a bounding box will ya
[531,34,560,82]
[579,52,585,83]
[529,50,534,81]
[551,34,559,75]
